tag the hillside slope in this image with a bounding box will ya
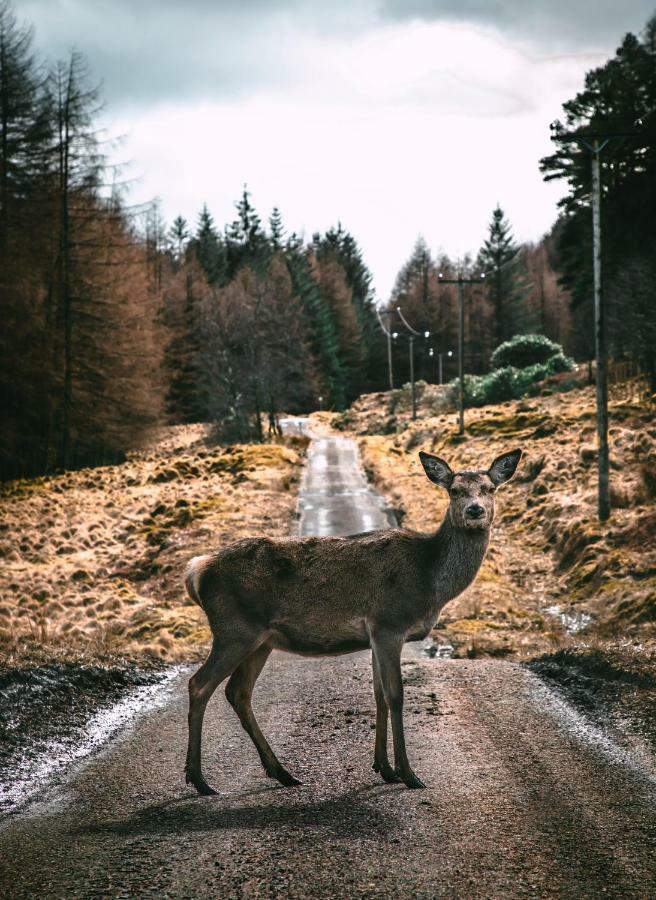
[325,384,656,659]
[0,425,305,665]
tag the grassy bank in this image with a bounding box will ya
[0,424,306,665]
[319,384,656,661]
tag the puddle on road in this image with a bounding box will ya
[405,639,455,660]
[544,604,594,635]
[0,667,183,819]
[425,643,456,659]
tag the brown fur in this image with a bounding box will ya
[183,447,522,795]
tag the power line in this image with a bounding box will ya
[437,271,486,435]
[376,306,395,390]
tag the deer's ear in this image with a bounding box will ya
[419,451,453,489]
[488,448,522,486]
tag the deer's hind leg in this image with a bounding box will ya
[185,632,261,796]
[225,644,301,787]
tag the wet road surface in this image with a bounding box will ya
[297,432,396,536]
[2,427,656,897]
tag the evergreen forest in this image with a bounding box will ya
[1,0,655,480]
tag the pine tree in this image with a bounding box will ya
[168,214,189,263]
[162,253,210,423]
[392,236,432,301]
[540,15,656,378]
[199,256,318,440]
[0,0,49,253]
[312,253,365,401]
[312,224,379,396]
[284,235,346,408]
[225,185,268,277]
[46,50,104,468]
[193,203,224,284]
[387,238,444,382]
[477,206,533,348]
[269,206,285,249]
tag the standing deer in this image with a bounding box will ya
[184,447,522,795]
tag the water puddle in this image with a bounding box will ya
[415,639,455,659]
[544,604,593,635]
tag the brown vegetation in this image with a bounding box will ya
[323,384,656,659]
[0,426,305,664]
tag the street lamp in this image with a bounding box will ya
[376,308,396,391]
[395,307,431,420]
[429,347,453,385]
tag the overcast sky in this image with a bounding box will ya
[15,1,655,298]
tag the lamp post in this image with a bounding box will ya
[437,271,486,435]
[429,347,454,385]
[395,306,430,420]
[376,307,395,391]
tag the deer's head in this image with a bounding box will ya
[419,448,522,531]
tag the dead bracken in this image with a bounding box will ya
[0,424,304,665]
[323,384,656,660]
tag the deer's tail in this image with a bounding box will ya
[184,555,212,609]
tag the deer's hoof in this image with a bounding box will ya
[268,767,302,787]
[397,769,426,789]
[186,770,218,796]
[373,761,401,784]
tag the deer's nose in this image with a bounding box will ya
[465,503,485,519]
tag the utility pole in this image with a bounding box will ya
[591,140,609,521]
[550,125,640,521]
[442,350,453,385]
[376,307,395,391]
[396,306,430,421]
[409,337,416,419]
[458,280,465,434]
[437,271,486,434]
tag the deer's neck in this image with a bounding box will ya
[430,514,490,605]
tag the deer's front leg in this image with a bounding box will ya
[372,652,400,784]
[371,630,425,789]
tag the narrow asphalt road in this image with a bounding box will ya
[298,431,396,537]
[2,427,656,898]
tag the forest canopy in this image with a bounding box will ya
[1,2,654,480]
[0,1,384,478]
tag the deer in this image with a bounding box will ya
[183,447,522,795]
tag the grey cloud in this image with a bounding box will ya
[13,0,655,111]
[15,0,330,107]
[378,1,656,48]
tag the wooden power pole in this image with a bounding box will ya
[437,271,486,435]
[550,125,641,521]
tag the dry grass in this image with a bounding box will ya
[319,385,656,659]
[0,425,305,664]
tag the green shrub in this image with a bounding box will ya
[447,352,575,408]
[447,374,487,408]
[491,333,564,370]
